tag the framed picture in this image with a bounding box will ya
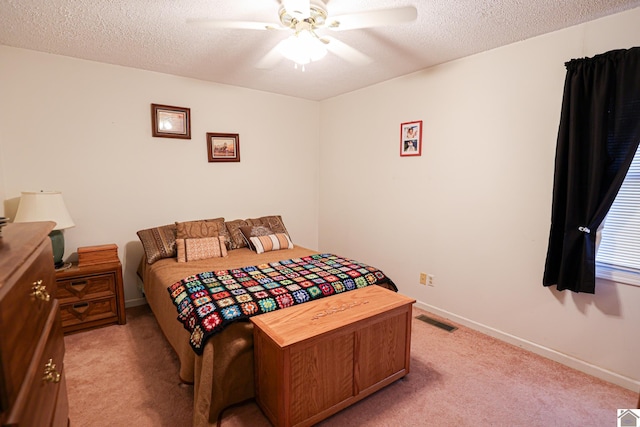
[151,103,191,139]
[207,133,240,162]
[400,120,422,157]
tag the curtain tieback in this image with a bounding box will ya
[578,226,591,234]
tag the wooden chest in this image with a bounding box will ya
[77,244,119,266]
[0,222,69,426]
[251,285,415,427]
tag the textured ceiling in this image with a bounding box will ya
[1,0,639,100]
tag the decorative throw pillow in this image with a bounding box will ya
[176,236,228,262]
[137,224,177,264]
[252,215,289,235]
[175,217,225,239]
[249,233,293,254]
[224,219,250,250]
[239,225,273,250]
[225,215,290,250]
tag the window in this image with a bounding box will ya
[596,145,640,286]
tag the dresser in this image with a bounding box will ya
[54,248,126,334]
[251,285,415,427]
[0,222,70,426]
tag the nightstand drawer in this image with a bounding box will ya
[56,272,116,302]
[54,255,126,334]
[59,296,118,329]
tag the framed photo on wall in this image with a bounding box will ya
[207,132,240,162]
[400,120,422,157]
[151,103,191,139]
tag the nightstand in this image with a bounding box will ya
[54,246,126,334]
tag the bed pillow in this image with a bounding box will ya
[239,225,273,250]
[255,215,289,235]
[176,236,228,262]
[224,219,250,250]
[175,217,225,239]
[137,223,177,264]
[249,233,293,254]
[225,215,290,250]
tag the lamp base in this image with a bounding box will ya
[49,230,65,269]
[55,262,73,271]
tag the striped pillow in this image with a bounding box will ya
[176,236,228,262]
[249,233,293,254]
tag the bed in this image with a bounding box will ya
[136,216,397,426]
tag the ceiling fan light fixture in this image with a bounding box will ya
[279,30,327,66]
[191,1,414,70]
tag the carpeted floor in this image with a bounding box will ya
[64,305,193,426]
[64,304,638,426]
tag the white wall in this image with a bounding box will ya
[318,8,640,390]
[0,46,320,306]
[2,7,639,392]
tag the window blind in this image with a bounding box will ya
[596,146,640,272]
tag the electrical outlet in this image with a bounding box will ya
[419,272,427,285]
[428,274,435,287]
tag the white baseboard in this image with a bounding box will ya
[414,300,640,392]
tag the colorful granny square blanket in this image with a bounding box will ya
[168,253,396,354]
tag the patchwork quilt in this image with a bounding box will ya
[168,253,396,354]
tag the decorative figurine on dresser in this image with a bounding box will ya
[54,244,126,334]
[0,222,70,426]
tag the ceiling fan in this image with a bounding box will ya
[188,0,418,70]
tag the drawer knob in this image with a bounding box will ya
[43,359,61,384]
[31,280,51,302]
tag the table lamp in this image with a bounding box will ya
[14,191,75,268]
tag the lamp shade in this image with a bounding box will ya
[14,191,75,230]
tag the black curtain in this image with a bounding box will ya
[543,47,640,293]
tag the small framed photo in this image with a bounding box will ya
[151,103,191,139]
[207,133,240,162]
[400,120,422,157]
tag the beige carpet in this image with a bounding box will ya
[64,305,638,426]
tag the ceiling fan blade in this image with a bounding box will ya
[187,19,284,31]
[323,37,372,66]
[326,6,417,31]
[256,41,286,69]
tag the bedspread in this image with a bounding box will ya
[139,245,398,426]
[169,253,397,354]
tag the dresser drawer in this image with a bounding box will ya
[59,296,118,330]
[0,239,55,409]
[4,300,67,427]
[56,272,116,302]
